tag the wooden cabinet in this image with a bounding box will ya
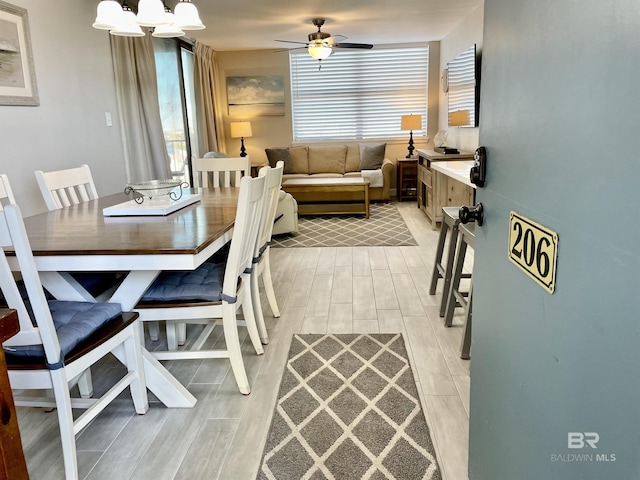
[396,158,418,201]
[417,149,474,229]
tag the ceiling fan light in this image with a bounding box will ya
[93,0,124,30]
[308,45,332,60]
[174,0,205,30]
[110,7,145,37]
[136,0,168,27]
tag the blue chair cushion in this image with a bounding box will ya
[4,301,123,363]
[141,262,225,303]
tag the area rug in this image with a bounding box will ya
[270,203,417,248]
[257,334,442,480]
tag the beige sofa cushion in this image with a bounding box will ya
[345,145,361,173]
[289,146,309,174]
[308,145,347,174]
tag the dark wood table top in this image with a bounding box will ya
[20,188,239,256]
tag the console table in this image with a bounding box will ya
[416,149,475,229]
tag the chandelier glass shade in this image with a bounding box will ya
[93,0,205,38]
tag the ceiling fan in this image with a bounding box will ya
[275,18,373,68]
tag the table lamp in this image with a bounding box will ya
[230,121,253,157]
[400,114,422,158]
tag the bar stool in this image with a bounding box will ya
[444,222,475,359]
[429,206,471,317]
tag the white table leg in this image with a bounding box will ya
[40,272,96,302]
[108,271,197,407]
[43,269,197,408]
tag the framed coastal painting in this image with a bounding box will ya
[227,75,284,116]
[0,1,38,106]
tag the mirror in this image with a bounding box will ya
[447,44,478,127]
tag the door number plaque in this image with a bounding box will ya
[508,211,558,294]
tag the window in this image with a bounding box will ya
[290,46,428,142]
[153,38,199,184]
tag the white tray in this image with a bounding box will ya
[103,191,201,216]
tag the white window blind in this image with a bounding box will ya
[290,46,428,142]
[447,44,476,127]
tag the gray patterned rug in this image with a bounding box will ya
[270,203,417,248]
[257,334,442,480]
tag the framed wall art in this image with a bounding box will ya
[226,75,284,116]
[0,1,38,106]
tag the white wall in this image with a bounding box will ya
[439,5,484,153]
[0,1,127,216]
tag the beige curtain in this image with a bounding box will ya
[110,35,171,182]
[194,42,226,155]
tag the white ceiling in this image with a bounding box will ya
[165,0,483,51]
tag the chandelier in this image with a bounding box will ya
[93,0,205,38]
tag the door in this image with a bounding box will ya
[469,1,640,479]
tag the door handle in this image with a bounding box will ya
[459,203,484,226]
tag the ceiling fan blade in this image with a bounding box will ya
[274,39,309,46]
[273,47,308,53]
[333,42,374,49]
[326,35,347,45]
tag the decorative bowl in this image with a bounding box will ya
[124,180,188,203]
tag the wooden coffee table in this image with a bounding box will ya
[282,177,370,218]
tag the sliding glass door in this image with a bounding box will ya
[153,38,198,186]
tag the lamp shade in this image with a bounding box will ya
[93,0,124,30]
[401,114,422,131]
[449,109,471,126]
[174,0,206,30]
[230,121,253,138]
[136,0,167,26]
[110,6,145,37]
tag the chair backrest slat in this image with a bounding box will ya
[221,173,267,300]
[255,161,284,255]
[193,157,251,189]
[35,164,99,211]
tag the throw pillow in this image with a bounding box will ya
[203,151,231,158]
[265,148,292,172]
[308,146,347,174]
[359,143,386,170]
[289,146,309,174]
[345,145,361,172]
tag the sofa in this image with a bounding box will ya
[265,144,394,202]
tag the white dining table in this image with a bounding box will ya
[7,188,239,408]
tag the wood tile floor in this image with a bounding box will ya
[16,202,472,480]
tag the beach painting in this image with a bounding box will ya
[0,1,38,105]
[227,76,285,116]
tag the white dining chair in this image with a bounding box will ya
[34,164,99,210]
[134,172,268,395]
[251,161,284,344]
[34,164,120,298]
[0,174,149,480]
[193,156,251,189]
